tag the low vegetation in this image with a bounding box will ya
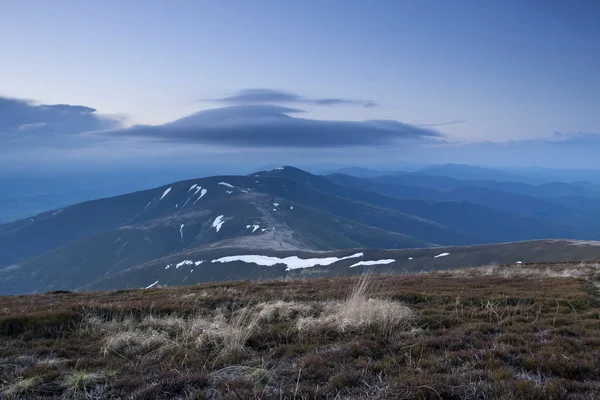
[2,263,600,399]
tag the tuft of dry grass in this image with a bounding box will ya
[1,376,41,398]
[298,274,414,337]
[61,371,106,399]
[102,330,172,357]
[194,307,261,355]
[98,307,262,360]
[256,300,317,323]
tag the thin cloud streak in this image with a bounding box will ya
[212,88,378,108]
[415,120,467,127]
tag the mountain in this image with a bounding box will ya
[328,167,405,178]
[417,163,542,183]
[326,173,596,232]
[372,173,600,199]
[255,167,580,243]
[1,166,598,295]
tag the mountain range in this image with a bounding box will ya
[2,165,600,295]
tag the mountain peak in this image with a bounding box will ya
[251,166,316,180]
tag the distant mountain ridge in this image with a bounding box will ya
[1,166,600,294]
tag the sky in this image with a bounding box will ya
[1,0,600,171]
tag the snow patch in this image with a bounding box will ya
[516,261,523,264]
[194,261,204,266]
[176,260,194,268]
[218,182,234,188]
[145,280,159,289]
[193,188,207,204]
[52,209,63,216]
[252,225,260,233]
[212,215,225,232]
[246,225,251,229]
[290,206,294,210]
[165,264,171,270]
[144,201,152,209]
[226,190,233,194]
[349,259,395,268]
[273,203,279,207]
[188,184,198,192]
[160,187,172,200]
[261,229,267,232]
[180,224,184,241]
[212,252,364,271]
[434,252,450,258]
[408,257,413,260]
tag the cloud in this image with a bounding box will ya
[212,88,378,108]
[40,104,97,113]
[543,131,600,147]
[415,120,467,127]
[18,122,48,131]
[0,97,122,141]
[95,105,442,148]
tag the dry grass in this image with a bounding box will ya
[195,307,261,355]
[442,261,600,280]
[102,330,172,357]
[256,300,316,323]
[298,274,414,337]
[1,376,41,398]
[61,371,107,399]
[98,306,262,361]
[2,267,600,398]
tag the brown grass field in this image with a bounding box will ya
[2,262,600,399]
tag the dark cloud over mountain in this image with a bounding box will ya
[0,97,121,141]
[96,105,441,148]
[213,89,378,108]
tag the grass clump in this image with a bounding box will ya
[102,329,172,357]
[2,376,41,398]
[61,371,106,398]
[256,300,316,323]
[298,274,414,337]
[194,307,261,356]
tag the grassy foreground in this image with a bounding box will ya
[2,263,600,399]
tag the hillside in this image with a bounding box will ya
[2,166,600,295]
[2,266,600,399]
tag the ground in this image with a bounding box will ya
[2,263,600,399]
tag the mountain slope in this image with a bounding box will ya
[256,167,580,243]
[328,173,592,225]
[1,166,598,295]
[84,239,600,291]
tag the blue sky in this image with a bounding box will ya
[1,0,600,170]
